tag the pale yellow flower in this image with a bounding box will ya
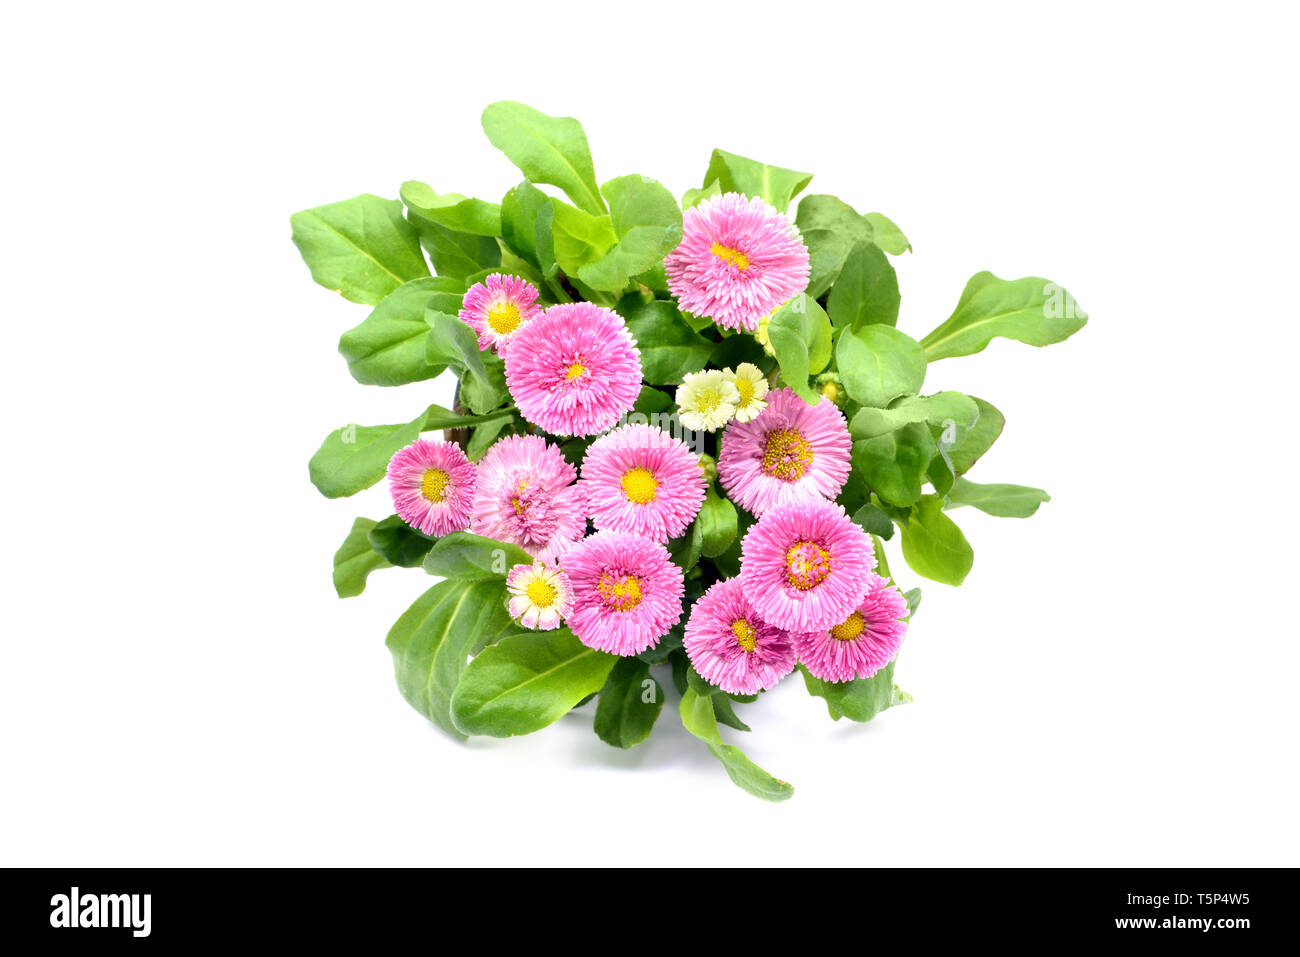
[723,362,770,422]
[675,369,739,432]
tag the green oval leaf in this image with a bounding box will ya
[367,514,434,568]
[386,578,517,740]
[422,531,533,581]
[698,487,738,558]
[481,101,606,215]
[333,517,392,597]
[836,325,926,408]
[593,658,664,749]
[946,478,1050,518]
[921,271,1087,362]
[795,194,874,298]
[338,277,461,386]
[827,242,900,329]
[899,494,974,585]
[577,175,683,292]
[620,298,713,385]
[678,690,794,802]
[702,149,813,213]
[768,294,833,403]
[451,629,617,737]
[290,194,429,305]
[800,661,900,723]
[401,180,501,236]
[850,422,936,508]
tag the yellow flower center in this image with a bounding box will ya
[711,242,750,270]
[620,466,659,505]
[785,540,831,591]
[487,301,521,335]
[735,377,755,406]
[696,387,724,413]
[525,577,558,608]
[731,619,757,653]
[421,468,450,503]
[565,361,587,380]
[761,428,814,481]
[598,572,643,611]
[830,611,865,642]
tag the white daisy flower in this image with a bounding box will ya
[505,562,573,631]
[675,369,740,432]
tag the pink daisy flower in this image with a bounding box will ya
[683,577,798,695]
[663,192,810,332]
[387,439,476,537]
[565,531,684,656]
[470,434,587,564]
[578,424,707,543]
[738,499,876,633]
[458,273,542,355]
[795,572,908,682]
[506,561,574,631]
[504,302,643,437]
[718,387,852,515]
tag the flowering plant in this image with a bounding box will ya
[292,102,1085,800]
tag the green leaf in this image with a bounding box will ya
[425,311,506,414]
[667,520,704,573]
[904,588,922,618]
[290,194,428,305]
[899,494,974,585]
[835,325,926,408]
[921,272,1087,362]
[422,531,533,581]
[465,413,512,461]
[400,180,501,236]
[593,658,664,748]
[549,200,618,276]
[332,517,392,597]
[367,515,434,568]
[703,149,812,213]
[414,219,500,281]
[451,628,618,737]
[946,478,1050,518]
[338,277,461,386]
[678,689,794,801]
[711,695,752,732]
[386,578,517,739]
[768,294,833,403]
[620,298,713,384]
[500,180,550,270]
[681,179,721,210]
[849,391,981,440]
[800,661,898,723]
[698,487,738,558]
[851,502,895,539]
[827,242,900,329]
[795,194,874,298]
[309,412,425,499]
[577,176,683,292]
[863,212,911,255]
[481,101,605,215]
[943,397,1004,475]
[851,422,936,507]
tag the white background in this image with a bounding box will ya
[3,1,1297,866]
